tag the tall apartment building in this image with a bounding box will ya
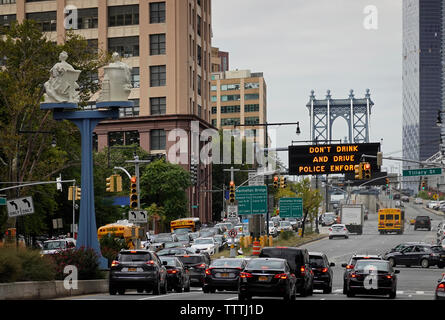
[210,46,229,72]
[1,0,214,223]
[402,0,444,192]
[210,70,267,147]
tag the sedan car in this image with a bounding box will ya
[384,243,445,268]
[203,258,247,293]
[109,249,168,295]
[159,256,190,293]
[329,224,349,239]
[175,233,193,247]
[414,198,423,205]
[277,221,293,232]
[435,274,445,300]
[238,258,297,301]
[414,215,431,231]
[41,238,76,255]
[309,252,335,294]
[342,254,382,294]
[190,237,218,255]
[345,259,399,299]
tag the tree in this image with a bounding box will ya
[291,178,323,237]
[140,159,191,230]
[0,21,110,235]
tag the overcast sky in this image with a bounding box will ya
[212,0,402,173]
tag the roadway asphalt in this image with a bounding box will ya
[59,197,445,301]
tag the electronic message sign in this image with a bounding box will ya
[288,143,380,175]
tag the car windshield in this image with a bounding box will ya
[332,225,344,229]
[118,252,152,262]
[194,238,213,245]
[153,235,173,242]
[173,228,191,234]
[247,259,285,270]
[211,259,244,268]
[43,241,65,250]
[177,255,205,265]
[280,221,291,226]
[354,260,390,272]
[309,256,325,267]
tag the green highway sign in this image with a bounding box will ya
[0,198,6,205]
[402,168,442,177]
[235,185,268,215]
[279,198,303,218]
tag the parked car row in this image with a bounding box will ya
[383,242,445,268]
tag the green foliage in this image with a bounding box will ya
[278,231,294,241]
[140,159,191,227]
[99,234,128,268]
[0,247,56,283]
[50,247,104,280]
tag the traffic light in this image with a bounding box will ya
[377,152,383,167]
[354,164,363,180]
[280,176,287,188]
[115,175,122,192]
[385,178,390,187]
[75,187,81,200]
[68,186,74,201]
[363,162,371,179]
[273,176,279,188]
[106,176,115,192]
[130,176,138,209]
[421,180,426,190]
[229,181,236,204]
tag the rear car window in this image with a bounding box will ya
[211,259,244,268]
[354,260,389,272]
[118,252,153,262]
[247,259,285,270]
[309,256,325,267]
[177,255,205,265]
[160,257,178,266]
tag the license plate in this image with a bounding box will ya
[258,276,268,282]
[128,268,137,272]
[220,273,229,277]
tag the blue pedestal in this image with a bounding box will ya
[49,106,120,269]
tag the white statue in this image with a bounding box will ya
[43,51,81,103]
[98,52,132,102]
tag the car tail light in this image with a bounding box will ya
[274,273,288,280]
[240,272,253,278]
[145,260,155,265]
[386,275,393,279]
[329,228,332,231]
[437,283,445,292]
[300,266,306,275]
[111,260,119,267]
[351,273,357,278]
[346,265,354,270]
[167,269,178,274]
[321,268,328,273]
[205,268,212,275]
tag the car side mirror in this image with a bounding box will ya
[394,270,400,274]
[330,262,335,267]
[341,263,347,268]
[163,261,168,265]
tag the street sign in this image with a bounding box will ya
[279,198,303,218]
[52,218,63,229]
[402,168,442,177]
[288,143,380,175]
[248,172,265,186]
[228,228,237,238]
[235,185,268,215]
[433,194,439,200]
[227,205,238,219]
[128,210,148,224]
[7,196,34,218]
[0,197,6,205]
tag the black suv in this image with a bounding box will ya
[259,247,314,296]
[309,252,335,294]
[414,216,431,231]
[176,254,210,287]
[109,249,168,295]
[341,254,382,294]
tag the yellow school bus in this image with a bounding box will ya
[97,221,143,249]
[170,217,201,233]
[378,208,405,235]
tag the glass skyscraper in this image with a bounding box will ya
[402,0,443,192]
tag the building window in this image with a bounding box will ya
[245,104,260,112]
[245,117,259,125]
[211,96,217,102]
[211,85,217,91]
[221,84,240,91]
[108,131,140,146]
[125,131,140,146]
[221,105,240,114]
[211,119,217,127]
[131,67,140,88]
[108,5,139,27]
[197,75,202,96]
[108,36,139,57]
[1,0,16,4]
[150,33,166,55]
[245,82,260,89]
[150,97,166,115]
[26,11,57,32]
[67,8,98,30]
[211,107,217,114]
[221,118,240,126]
[151,129,166,150]
[150,2,166,24]
[0,14,16,34]
[87,39,98,54]
[221,94,240,102]
[119,99,140,118]
[150,65,166,87]
[245,93,259,100]
[198,105,202,118]
[197,15,201,36]
[197,45,202,66]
